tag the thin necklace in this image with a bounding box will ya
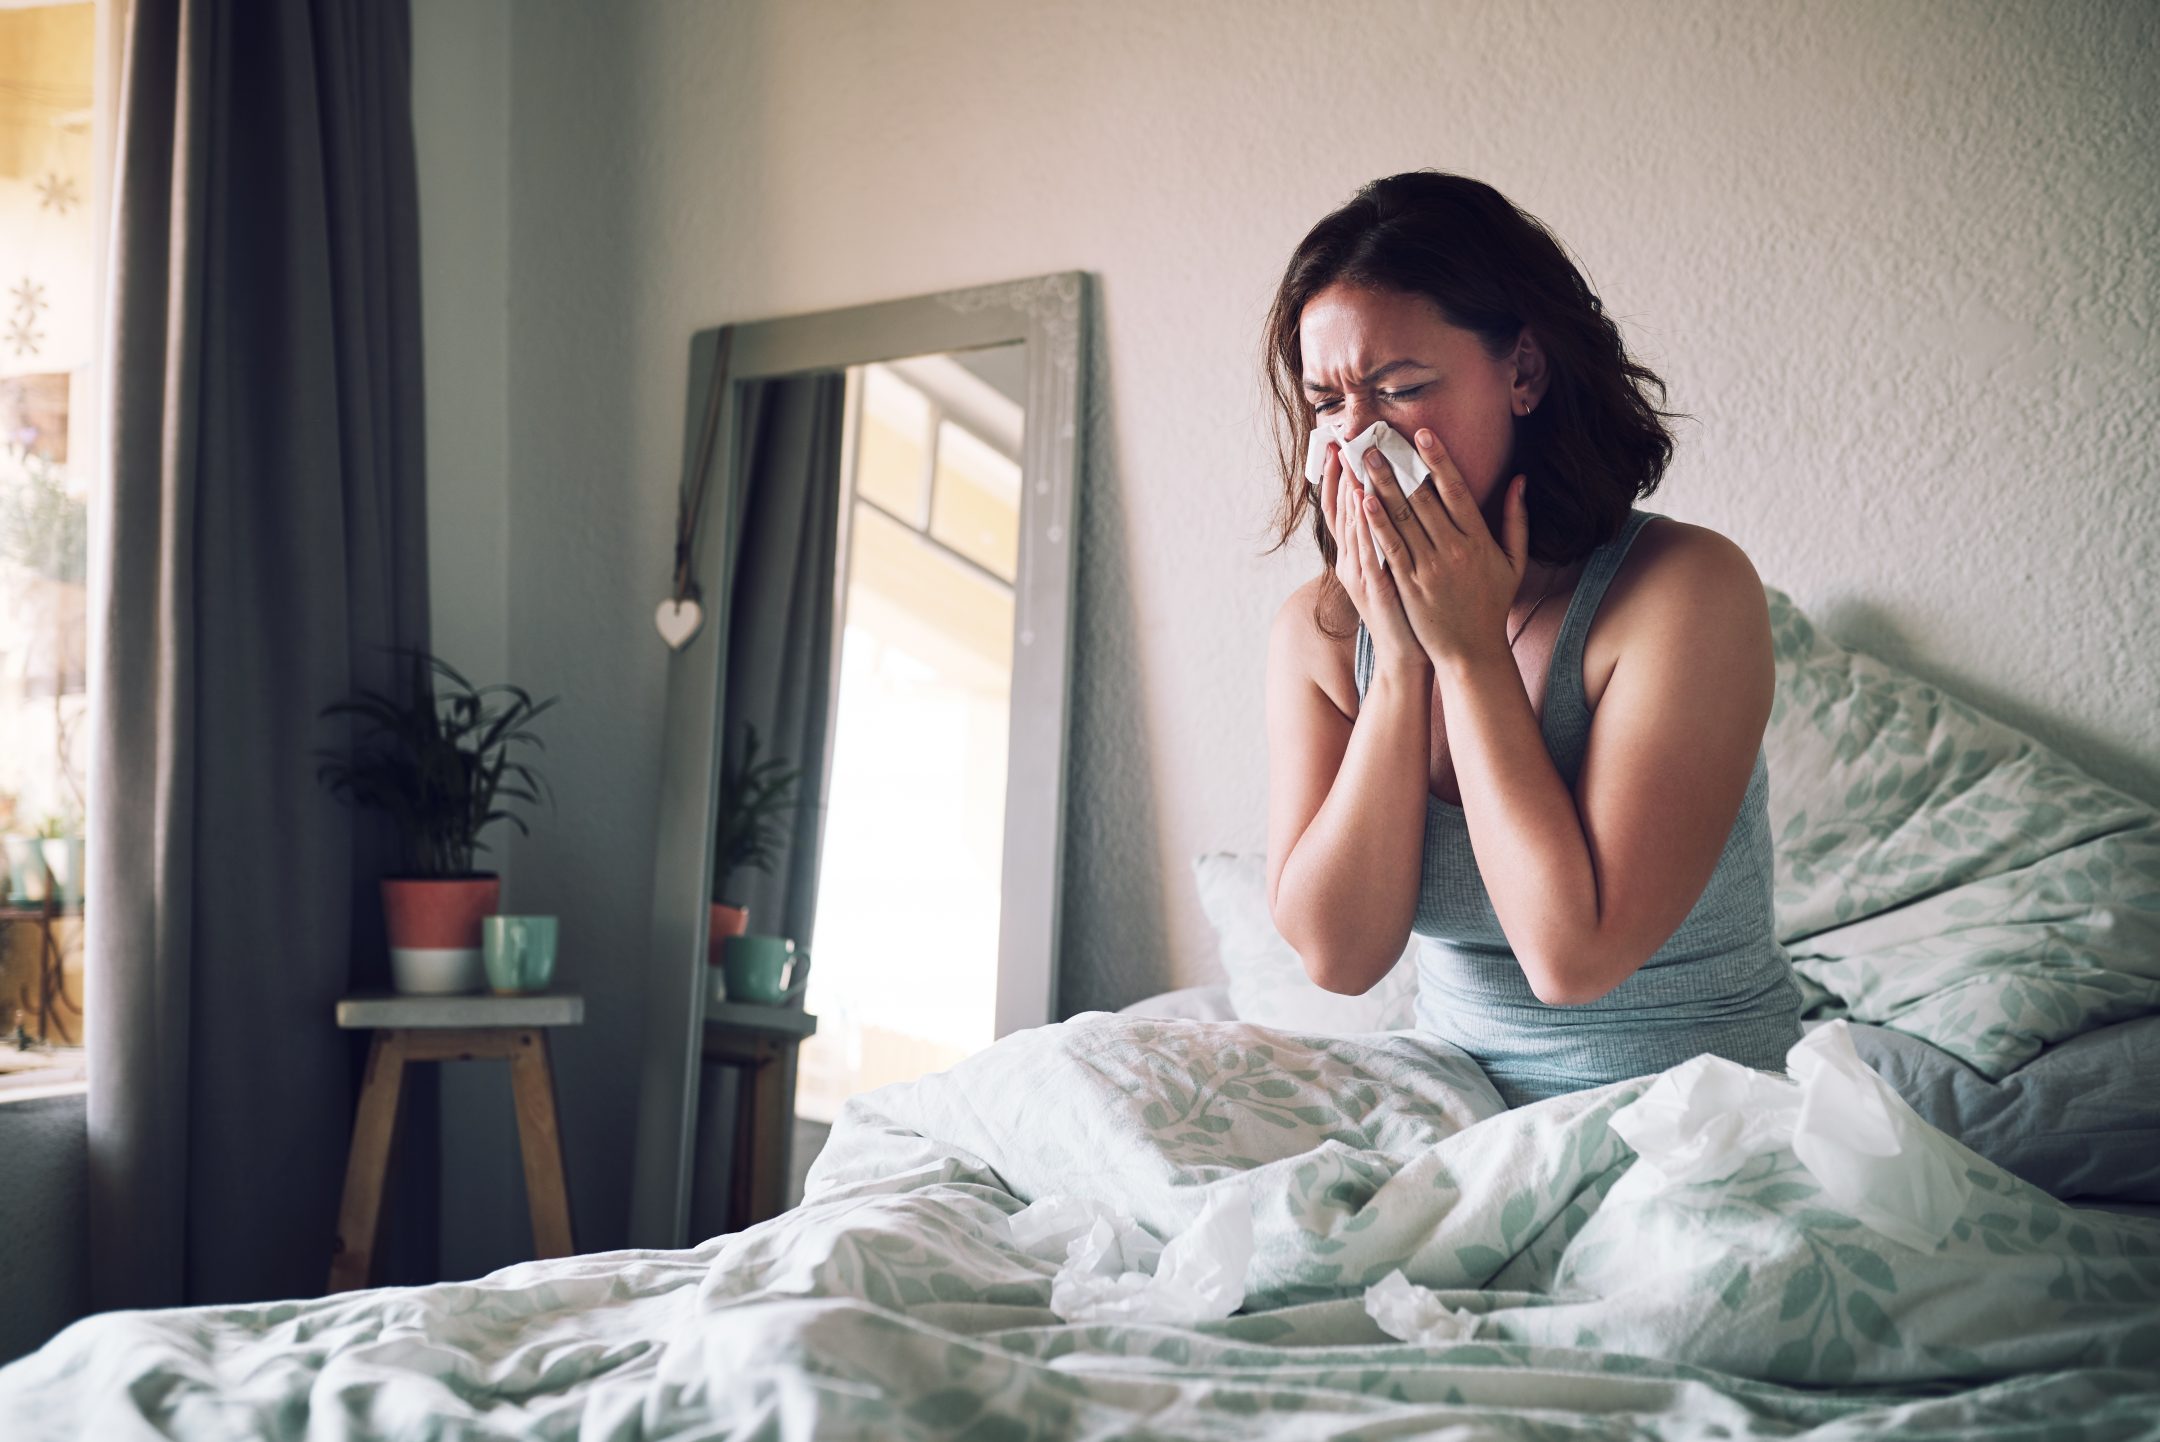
[1507,566,1560,650]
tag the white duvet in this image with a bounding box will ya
[4,1013,2157,1440]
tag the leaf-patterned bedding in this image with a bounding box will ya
[1763,587,2160,1077]
[6,1015,2157,1440]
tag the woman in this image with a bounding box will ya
[1263,171,1801,1107]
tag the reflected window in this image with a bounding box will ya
[930,418,1019,583]
[852,364,928,522]
[796,348,1023,1124]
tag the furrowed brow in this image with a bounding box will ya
[1302,359,1430,393]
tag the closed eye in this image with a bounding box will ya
[1310,385,1427,416]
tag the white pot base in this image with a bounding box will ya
[390,947,485,995]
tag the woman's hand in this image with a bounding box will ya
[1352,428,1530,668]
[1317,440,1426,678]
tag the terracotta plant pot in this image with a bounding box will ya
[709,901,749,967]
[382,875,501,994]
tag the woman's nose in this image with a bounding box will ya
[1338,396,1374,436]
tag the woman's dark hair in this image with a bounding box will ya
[1264,171,1679,630]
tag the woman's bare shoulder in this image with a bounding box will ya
[1608,517,1766,619]
[1269,574,1361,718]
[1589,516,1771,705]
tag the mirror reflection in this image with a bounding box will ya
[696,342,1026,1224]
[799,343,1025,1122]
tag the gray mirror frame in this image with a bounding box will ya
[629,272,1091,1250]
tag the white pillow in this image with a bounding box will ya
[1116,983,1237,1022]
[1192,851,1418,1034]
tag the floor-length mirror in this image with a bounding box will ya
[631,275,1086,1252]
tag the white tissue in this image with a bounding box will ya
[1606,1021,1972,1252]
[1304,421,1432,575]
[1010,1183,1253,1324]
[1789,1021,1973,1252]
[1303,420,1432,499]
[1606,1053,1801,1186]
[1008,1196,1161,1273]
[1364,1268,1476,1344]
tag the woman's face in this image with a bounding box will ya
[1298,282,1540,528]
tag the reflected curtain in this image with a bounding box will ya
[88,0,430,1307]
[718,375,846,949]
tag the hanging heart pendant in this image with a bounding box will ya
[655,596,704,650]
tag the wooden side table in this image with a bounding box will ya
[702,1001,818,1233]
[329,991,583,1293]
[1,896,84,1046]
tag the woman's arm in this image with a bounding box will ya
[1263,582,1431,994]
[1439,525,1775,1004]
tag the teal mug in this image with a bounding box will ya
[482,915,559,994]
[721,933,809,1006]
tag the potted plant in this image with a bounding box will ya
[709,720,804,966]
[35,808,83,910]
[0,789,30,905]
[317,650,556,994]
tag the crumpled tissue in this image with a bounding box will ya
[1007,1183,1253,1324]
[1007,1196,1162,1274]
[1364,1268,1476,1344]
[1304,420,1432,574]
[1607,1020,1972,1251]
[1605,1052,1802,1186]
[1304,420,1432,500]
[1788,1021,1974,1252]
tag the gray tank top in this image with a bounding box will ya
[1353,508,1802,1106]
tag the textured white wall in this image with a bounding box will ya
[414,0,529,1280]
[419,0,510,691]
[465,0,2159,1251]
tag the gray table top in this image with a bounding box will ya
[335,992,585,1029]
[704,1000,818,1038]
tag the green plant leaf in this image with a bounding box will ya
[1499,1192,1535,1244]
[315,647,556,877]
[906,1389,983,1428]
[1779,1263,1824,1321]
[1832,1244,1897,1293]
[1847,1290,1902,1348]
[1746,1180,1817,1206]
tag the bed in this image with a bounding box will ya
[4,586,2157,1440]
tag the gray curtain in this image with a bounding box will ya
[88,0,431,1307]
[718,375,847,949]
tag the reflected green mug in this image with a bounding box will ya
[482,915,559,994]
[721,933,809,1006]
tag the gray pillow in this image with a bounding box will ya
[1838,1016,2160,1203]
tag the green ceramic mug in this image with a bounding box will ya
[721,933,809,1006]
[482,915,559,994]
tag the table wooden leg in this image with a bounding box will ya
[508,1029,576,1259]
[741,1043,796,1227]
[329,1030,409,1293]
[726,1059,753,1234]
